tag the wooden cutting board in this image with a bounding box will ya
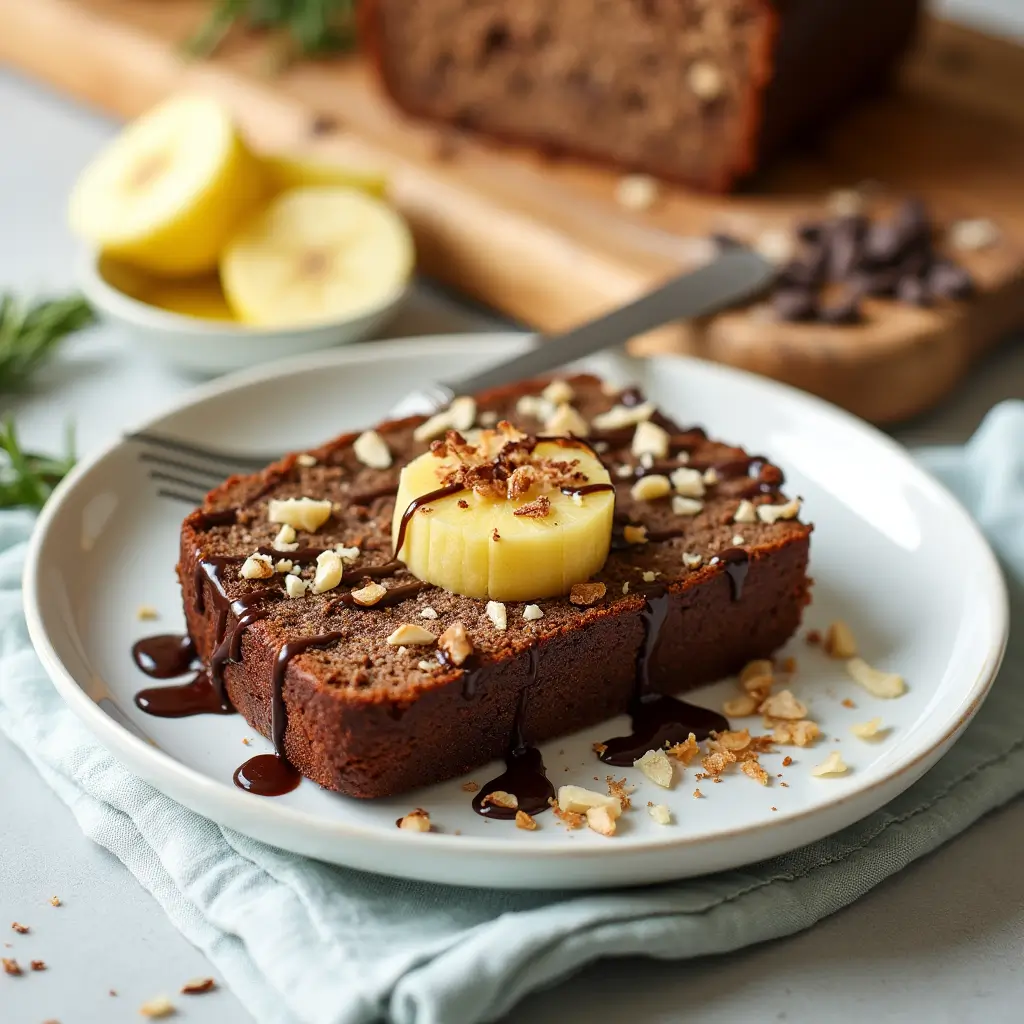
[3,0,1024,422]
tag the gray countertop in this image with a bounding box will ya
[2,5,1024,1018]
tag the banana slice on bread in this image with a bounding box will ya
[393,426,614,601]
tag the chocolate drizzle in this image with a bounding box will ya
[232,754,300,796]
[393,483,466,558]
[325,579,426,614]
[560,482,615,499]
[472,647,554,818]
[135,671,234,718]
[710,547,751,601]
[132,634,197,679]
[598,584,729,766]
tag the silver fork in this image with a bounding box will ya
[132,246,774,504]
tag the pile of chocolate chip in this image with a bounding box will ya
[724,198,977,326]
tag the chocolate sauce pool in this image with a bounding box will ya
[131,634,197,679]
[135,671,234,718]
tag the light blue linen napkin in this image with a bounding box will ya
[1,401,1022,1024]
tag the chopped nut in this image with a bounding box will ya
[621,581,630,594]
[949,217,999,252]
[353,429,392,469]
[623,524,648,545]
[631,474,672,502]
[682,552,703,568]
[757,497,802,524]
[585,805,618,836]
[49,897,60,907]
[666,733,700,764]
[782,755,793,767]
[672,496,703,517]
[296,453,317,467]
[461,781,479,793]
[780,656,797,673]
[632,420,670,459]
[740,659,775,685]
[703,467,720,486]
[670,467,705,498]
[827,188,865,218]
[513,495,552,519]
[824,620,858,659]
[592,402,655,431]
[842,697,856,709]
[515,810,538,831]
[634,748,674,788]
[438,621,473,666]
[312,549,343,593]
[754,227,796,265]
[448,396,477,432]
[731,535,746,546]
[851,717,885,740]
[2,957,21,975]
[30,960,46,971]
[334,544,360,565]
[648,803,672,825]
[723,694,760,717]
[846,657,906,698]
[714,728,753,752]
[397,808,431,831]
[773,720,821,747]
[386,623,436,646]
[812,750,849,777]
[615,173,659,212]
[239,553,274,580]
[615,463,634,479]
[570,581,606,606]
[181,978,216,995]
[274,559,294,574]
[692,788,704,799]
[136,604,158,621]
[541,379,575,406]
[806,629,822,645]
[759,689,808,720]
[419,606,439,619]
[139,995,176,1018]
[515,394,553,422]
[688,59,723,100]
[557,785,622,818]
[482,790,519,810]
[733,499,757,523]
[284,574,308,599]
[267,496,332,533]
[10,923,28,934]
[544,403,589,437]
[742,760,770,785]
[350,581,387,606]
[272,523,298,551]
[641,571,659,583]
[417,660,435,671]
[413,410,452,443]
[606,776,633,810]
[523,603,544,621]
[550,800,586,829]
[485,601,508,631]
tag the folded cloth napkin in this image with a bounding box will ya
[1,402,1022,1024]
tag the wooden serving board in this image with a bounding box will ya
[3,0,1024,422]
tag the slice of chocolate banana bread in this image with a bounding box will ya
[179,375,812,798]
[361,0,921,191]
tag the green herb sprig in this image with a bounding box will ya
[0,293,94,394]
[187,0,358,61]
[0,417,76,511]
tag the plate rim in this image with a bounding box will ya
[23,334,1011,867]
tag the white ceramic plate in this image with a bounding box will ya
[25,336,1008,890]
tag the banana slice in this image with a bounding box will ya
[220,186,414,328]
[69,94,265,276]
[393,430,614,601]
[262,154,387,198]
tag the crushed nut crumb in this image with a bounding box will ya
[742,760,769,785]
[482,790,518,810]
[851,717,885,740]
[30,960,46,971]
[623,524,648,545]
[812,750,848,777]
[666,733,700,764]
[606,776,633,810]
[485,601,508,631]
[386,623,436,647]
[846,657,906,698]
[10,923,28,934]
[2,957,21,975]
[648,803,672,825]
[350,580,387,606]
[782,756,793,766]
[693,788,703,799]
[438,621,473,666]
[824,620,858,659]
[461,781,479,793]
[397,808,431,831]
[136,604,159,621]
[523,603,544,621]
[733,499,757,523]
[181,977,216,995]
[419,606,439,620]
[570,581,606,606]
[634,748,674,788]
[585,805,618,836]
[49,897,61,907]
[139,995,176,1018]
[515,810,538,831]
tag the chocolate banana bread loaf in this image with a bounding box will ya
[361,0,921,191]
[179,376,812,798]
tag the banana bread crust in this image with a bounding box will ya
[178,376,812,797]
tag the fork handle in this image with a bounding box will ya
[442,247,774,398]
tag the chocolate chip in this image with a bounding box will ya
[929,260,975,300]
[896,274,932,307]
[826,215,868,281]
[821,293,864,325]
[772,288,817,322]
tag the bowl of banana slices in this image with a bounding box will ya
[71,93,414,376]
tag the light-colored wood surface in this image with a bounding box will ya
[2,0,1022,422]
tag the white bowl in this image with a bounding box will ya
[77,248,410,376]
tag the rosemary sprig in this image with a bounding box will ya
[0,293,94,394]
[0,417,76,511]
[186,0,358,61]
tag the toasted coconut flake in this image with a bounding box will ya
[773,720,821,747]
[666,733,700,764]
[759,689,808,720]
[723,694,759,717]
[851,717,885,740]
[482,790,518,810]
